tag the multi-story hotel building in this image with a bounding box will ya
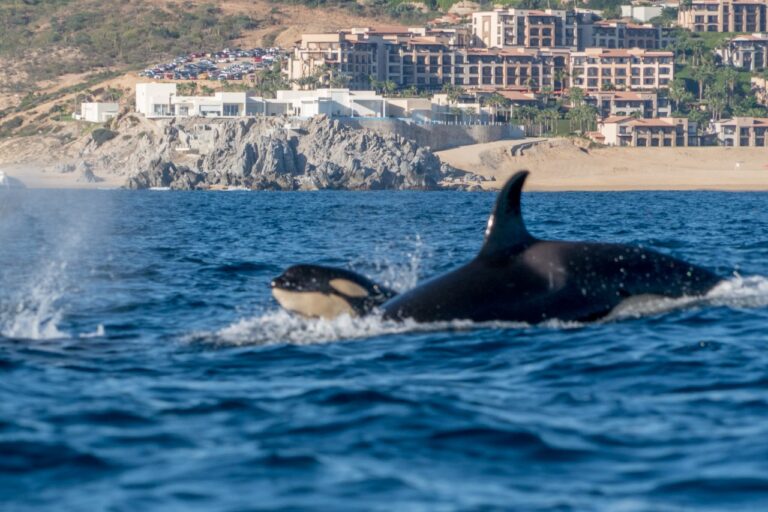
[712,117,768,145]
[570,48,674,91]
[585,91,671,118]
[470,8,590,48]
[386,45,569,89]
[286,27,469,89]
[597,116,698,146]
[716,33,768,71]
[287,28,571,91]
[587,20,671,50]
[678,0,768,33]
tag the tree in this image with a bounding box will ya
[483,93,510,122]
[568,86,585,108]
[668,78,693,112]
[691,62,715,100]
[442,83,465,105]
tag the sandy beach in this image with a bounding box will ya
[0,163,124,189]
[4,136,768,191]
[438,139,768,191]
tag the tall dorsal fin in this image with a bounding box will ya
[478,170,535,259]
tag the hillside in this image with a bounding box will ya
[0,0,439,130]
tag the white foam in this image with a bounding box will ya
[190,308,533,346]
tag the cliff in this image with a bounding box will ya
[68,115,483,191]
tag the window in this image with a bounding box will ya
[223,104,239,116]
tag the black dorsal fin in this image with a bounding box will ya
[478,170,535,259]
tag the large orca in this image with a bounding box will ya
[271,171,722,323]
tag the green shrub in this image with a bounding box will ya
[91,128,118,147]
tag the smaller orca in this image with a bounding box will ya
[271,264,396,319]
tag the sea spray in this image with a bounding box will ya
[0,188,110,340]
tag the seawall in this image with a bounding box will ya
[337,118,525,151]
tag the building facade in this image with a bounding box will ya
[587,20,670,50]
[678,0,768,33]
[471,8,585,48]
[716,33,768,71]
[713,116,768,145]
[585,91,671,118]
[598,116,697,146]
[570,48,674,91]
[77,102,119,123]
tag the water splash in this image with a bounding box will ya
[1,262,68,340]
[350,235,428,293]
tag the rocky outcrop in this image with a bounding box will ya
[112,116,484,191]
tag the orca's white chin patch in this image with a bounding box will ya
[272,288,356,320]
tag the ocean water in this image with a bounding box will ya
[1,187,768,511]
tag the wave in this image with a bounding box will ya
[199,275,768,346]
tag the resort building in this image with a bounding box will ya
[275,89,386,118]
[569,48,674,91]
[135,83,398,120]
[586,20,671,50]
[470,8,588,48]
[678,0,768,33]
[597,116,698,146]
[584,91,671,118]
[76,102,119,123]
[286,27,469,89]
[716,33,768,71]
[712,116,768,145]
[287,29,572,92]
[136,85,284,118]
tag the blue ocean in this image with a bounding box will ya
[1,187,768,511]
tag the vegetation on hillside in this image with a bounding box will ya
[666,29,768,132]
[0,1,258,82]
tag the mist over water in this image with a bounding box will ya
[2,188,768,510]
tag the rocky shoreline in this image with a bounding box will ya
[58,115,486,191]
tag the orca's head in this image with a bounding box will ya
[271,264,394,319]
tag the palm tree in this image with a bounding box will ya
[668,78,692,113]
[568,86,585,108]
[483,93,510,122]
[691,62,715,100]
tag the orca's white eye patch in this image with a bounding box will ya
[329,278,369,298]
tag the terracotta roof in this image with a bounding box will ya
[629,118,682,127]
[498,90,537,101]
[590,91,650,100]
[602,115,633,123]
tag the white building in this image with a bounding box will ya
[76,102,119,123]
[620,5,663,22]
[136,83,177,117]
[275,89,386,118]
[135,83,387,119]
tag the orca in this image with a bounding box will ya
[271,264,396,319]
[272,171,722,324]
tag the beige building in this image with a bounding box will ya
[588,20,670,49]
[286,27,468,89]
[678,0,768,32]
[713,117,768,146]
[287,29,570,92]
[585,91,671,118]
[471,8,585,48]
[716,33,768,71]
[570,48,674,91]
[598,116,697,146]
